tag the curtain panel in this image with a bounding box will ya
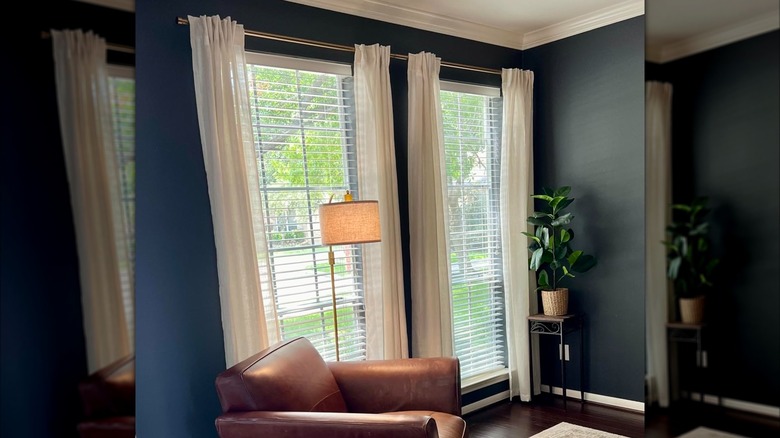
[645,81,673,407]
[407,52,454,358]
[189,15,279,367]
[51,29,132,373]
[353,44,409,360]
[500,68,535,401]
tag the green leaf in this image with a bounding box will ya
[672,204,692,212]
[562,266,575,278]
[551,212,573,227]
[691,222,709,236]
[527,216,549,226]
[667,256,682,279]
[560,229,571,243]
[571,254,597,273]
[567,250,583,266]
[554,197,574,212]
[705,258,720,273]
[522,231,541,246]
[554,186,572,197]
[537,270,550,289]
[554,245,567,261]
[540,227,550,248]
[528,242,540,251]
[541,187,555,196]
[541,249,554,264]
[531,194,554,202]
[530,248,544,271]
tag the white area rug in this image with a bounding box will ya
[530,422,628,438]
[676,427,746,438]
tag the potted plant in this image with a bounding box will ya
[664,197,720,324]
[523,186,597,315]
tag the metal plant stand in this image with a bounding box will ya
[528,313,584,410]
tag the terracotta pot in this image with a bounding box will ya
[541,288,569,316]
[679,296,705,324]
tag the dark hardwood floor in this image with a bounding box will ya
[464,396,644,438]
[465,397,780,437]
[645,401,780,438]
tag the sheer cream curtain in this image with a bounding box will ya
[407,52,454,358]
[500,68,536,401]
[646,81,673,407]
[189,15,279,367]
[353,44,409,359]
[51,29,131,373]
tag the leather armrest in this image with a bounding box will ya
[215,411,438,438]
[328,357,461,415]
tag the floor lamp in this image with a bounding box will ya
[319,195,380,361]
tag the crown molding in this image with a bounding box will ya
[521,0,644,50]
[287,0,644,51]
[74,0,134,13]
[647,13,780,64]
[287,0,524,49]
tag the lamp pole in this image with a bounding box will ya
[328,245,340,361]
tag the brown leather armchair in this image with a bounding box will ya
[76,354,135,438]
[215,337,467,438]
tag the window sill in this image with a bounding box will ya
[461,368,509,395]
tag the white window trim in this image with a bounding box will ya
[440,80,500,97]
[462,367,510,394]
[245,51,352,76]
[107,64,135,79]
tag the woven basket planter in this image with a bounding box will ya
[541,288,569,316]
[679,296,705,324]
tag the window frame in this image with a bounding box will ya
[440,80,509,384]
[244,52,369,361]
[107,64,135,351]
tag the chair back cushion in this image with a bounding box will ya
[215,337,347,413]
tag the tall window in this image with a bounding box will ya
[441,82,506,379]
[246,53,365,361]
[107,66,135,349]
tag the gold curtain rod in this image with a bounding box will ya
[40,31,136,54]
[176,17,501,76]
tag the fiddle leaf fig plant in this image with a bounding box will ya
[664,197,720,298]
[523,186,597,291]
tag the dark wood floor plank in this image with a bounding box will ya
[466,398,780,438]
[465,397,644,438]
[645,401,780,438]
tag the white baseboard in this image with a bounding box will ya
[540,384,645,412]
[462,390,510,415]
[686,392,780,418]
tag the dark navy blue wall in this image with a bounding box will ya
[523,17,646,402]
[1,2,134,437]
[135,0,519,436]
[648,31,780,407]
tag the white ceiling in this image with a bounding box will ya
[80,0,780,62]
[289,0,778,61]
[646,0,779,63]
[287,0,644,49]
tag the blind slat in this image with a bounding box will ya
[249,61,366,361]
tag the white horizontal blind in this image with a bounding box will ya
[108,73,135,350]
[441,83,506,379]
[247,59,366,361]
